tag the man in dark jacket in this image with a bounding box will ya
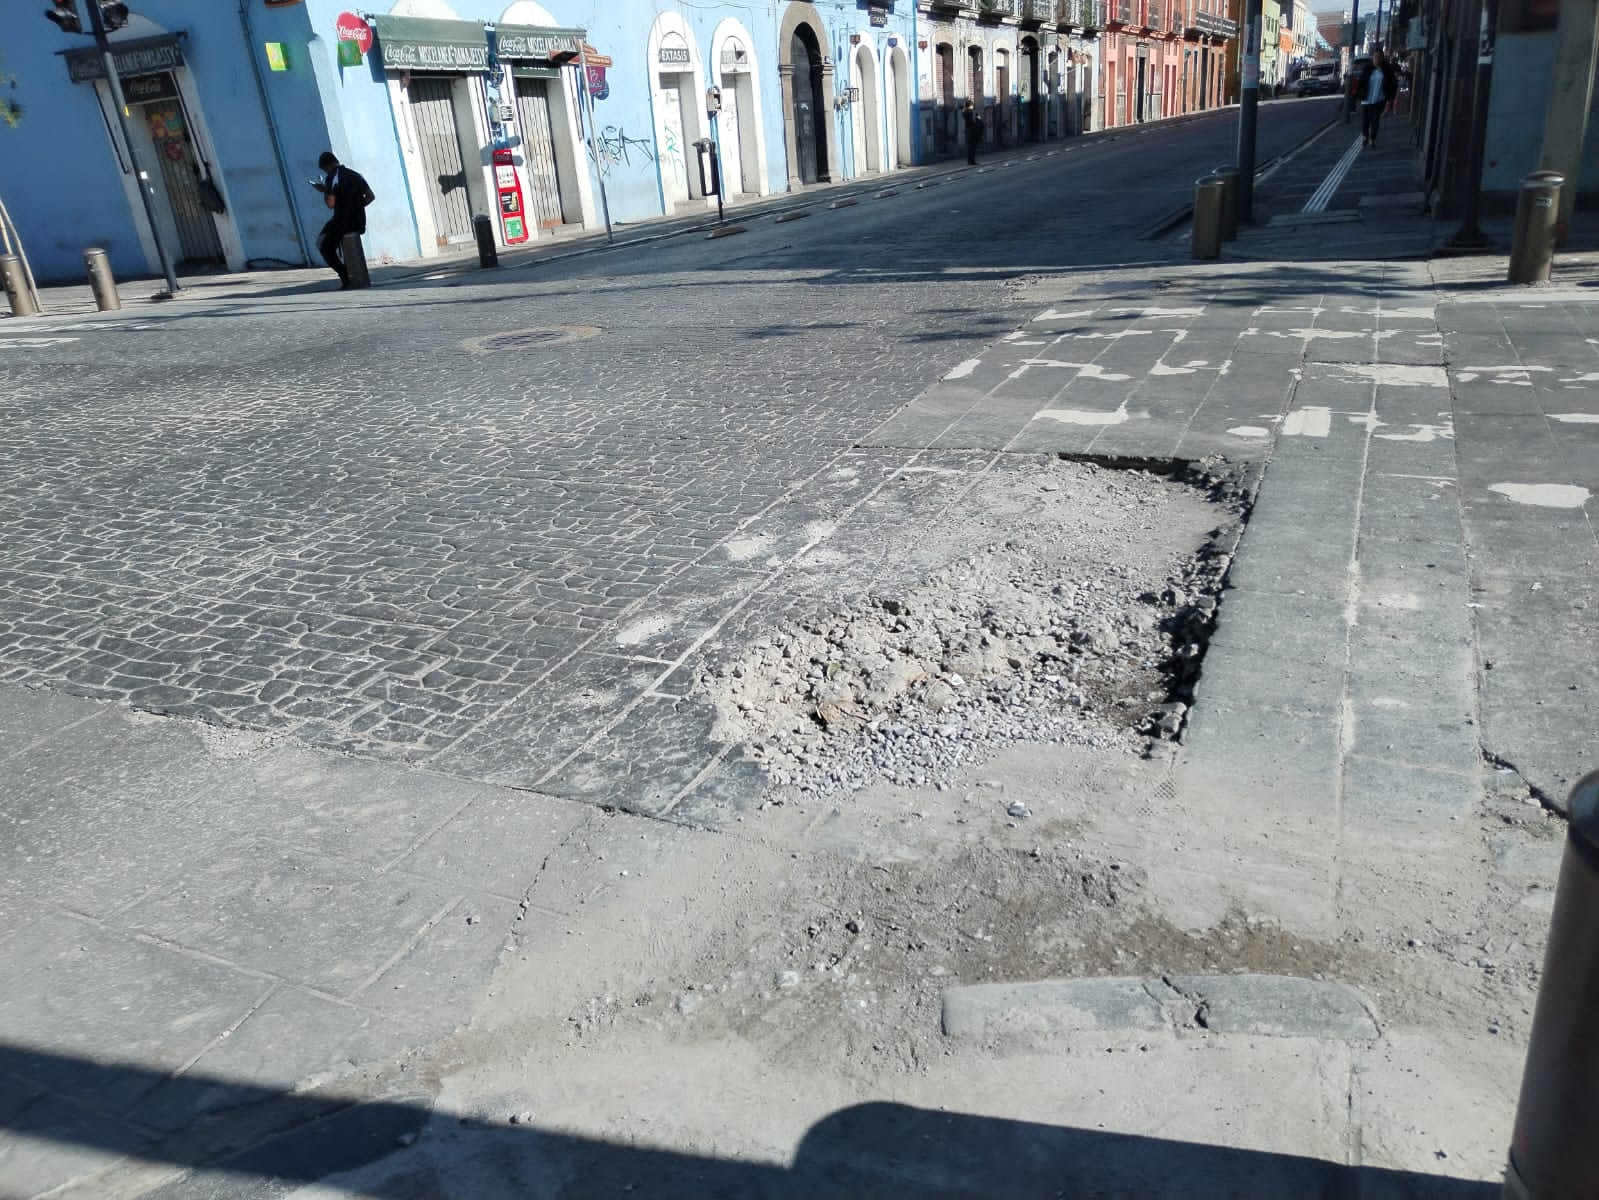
[962,100,982,166]
[313,151,375,289]
[1356,50,1400,148]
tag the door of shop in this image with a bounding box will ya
[408,77,475,245]
[791,31,822,185]
[129,79,223,265]
[513,75,570,227]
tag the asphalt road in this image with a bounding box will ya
[0,101,1337,800]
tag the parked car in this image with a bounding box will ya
[1292,63,1340,95]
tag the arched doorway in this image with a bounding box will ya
[648,16,709,209]
[1020,37,1041,142]
[995,47,1011,145]
[791,27,823,183]
[850,42,881,176]
[967,45,985,153]
[779,3,838,187]
[78,13,245,272]
[886,44,912,168]
[780,5,833,188]
[935,42,956,155]
[712,19,770,198]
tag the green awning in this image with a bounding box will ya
[495,24,585,62]
[371,15,489,73]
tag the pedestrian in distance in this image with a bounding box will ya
[312,151,375,290]
[1357,49,1400,149]
[962,99,981,166]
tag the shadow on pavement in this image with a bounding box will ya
[2,1042,1499,1199]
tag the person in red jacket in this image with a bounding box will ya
[1357,49,1400,148]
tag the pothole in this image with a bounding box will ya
[461,325,602,354]
[697,457,1256,801]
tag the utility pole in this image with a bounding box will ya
[1446,0,1498,246]
[1344,0,1362,120]
[1537,0,1599,242]
[1235,0,1262,220]
[85,1,181,295]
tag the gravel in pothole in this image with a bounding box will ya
[697,458,1248,801]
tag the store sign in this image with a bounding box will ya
[122,72,178,102]
[659,33,692,67]
[64,34,184,83]
[869,4,890,26]
[371,15,490,72]
[335,12,373,55]
[721,38,751,73]
[496,25,583,61]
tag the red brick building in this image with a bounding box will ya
[1099,0,1238,125]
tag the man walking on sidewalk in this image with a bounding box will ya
[1358,49,1399,148]
[313,151,375,290]
[963,100,982,166]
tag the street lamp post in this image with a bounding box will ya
[1447,0,1497,246]
[86,0,181,296]
[1235,0,1262,221]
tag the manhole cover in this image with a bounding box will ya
[462,325,601,354]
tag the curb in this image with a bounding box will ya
[9,104,1311,320]
[1139,114,1340,241]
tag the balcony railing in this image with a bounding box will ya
[977,0,1024,17]
[1056,0,1107,25]
[1197,10,1238,35]
[1020,0,1053,20]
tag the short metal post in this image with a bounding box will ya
[1504,768,1599,1198]
[83,248,122,311]
[1,254,39,318]
[339,233,370,290]
[1507,171,1565,286]
[472,215,498,268]
[1213,166,1241,241]
[1191,176,1224,260]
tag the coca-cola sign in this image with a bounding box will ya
[335,12,373,55]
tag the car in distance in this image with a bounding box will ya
[1292,62,1340,95]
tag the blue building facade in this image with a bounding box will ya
[2,0,919,284]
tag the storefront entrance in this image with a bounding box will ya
[407,76,475,246]
[513,75,571,228]
[126,74,224,265]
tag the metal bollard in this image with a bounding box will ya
[1504,768,1599,1199]
[1191,176,1224,260]
[1212,166,1240,242]
[1,254,39,318]
[339,233,370,290]
[1507,171,1565,285]
[83,248,121,311]
[472,214,498,268]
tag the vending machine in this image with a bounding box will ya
[492,148,530,245]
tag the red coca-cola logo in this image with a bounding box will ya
[335,12,373,55]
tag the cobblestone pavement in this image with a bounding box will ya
[0,105,1332,824]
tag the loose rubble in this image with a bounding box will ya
[699,458,1252,800]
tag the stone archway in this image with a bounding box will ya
[778,2,838,188]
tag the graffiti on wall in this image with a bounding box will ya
[587,125,657,170]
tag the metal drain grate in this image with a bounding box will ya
[461,325,601,354]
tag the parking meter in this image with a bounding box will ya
[693,137,724,223]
